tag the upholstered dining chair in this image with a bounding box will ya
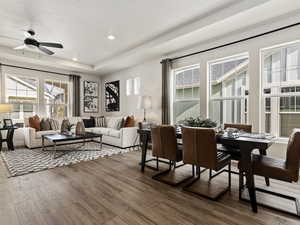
[138,122,170,170]
[239,128,300,217]
[182,127,231,200]
[151,125,194,186]
[219,123,270,188]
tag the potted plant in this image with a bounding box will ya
[181,117,217,128]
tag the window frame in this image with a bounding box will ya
[44,79,70,118]
[171,64,200,124]
[260,40,300,138]
[5,74,39,120]
[208,53,249,126]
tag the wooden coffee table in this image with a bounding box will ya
[42,132,103,159]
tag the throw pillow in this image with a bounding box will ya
[40,118,51,131]
[92,116,106,127]
[75,121,85,135]
[61,119,70,133]
[106,117,123,130]
[29,115,41,131]
[49,119,60,130]
[83,119,94,128]
[124,116,135,127]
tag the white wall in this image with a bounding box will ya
[0,58,102,118]
[101,59,162,123]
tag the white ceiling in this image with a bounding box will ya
[0,0,300,75]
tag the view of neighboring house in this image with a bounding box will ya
[6,75,68,119]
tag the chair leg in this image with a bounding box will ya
[156,157,159,170]
[183,164,231,201]
[228,163,231,190]
[239,171,244,200]
[259,149,270,186]
[209,169,212,180]
[152,160,194,186]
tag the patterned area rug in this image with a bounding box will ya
[1,143,137,177]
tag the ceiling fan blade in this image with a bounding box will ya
[39,42,63,48]
[38,46,54,55]
[0,35,22,41]
[14,44,26,50]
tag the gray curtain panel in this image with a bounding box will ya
[161,59,172,124]
[69,74,81,117]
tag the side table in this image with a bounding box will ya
[0,126,17,151]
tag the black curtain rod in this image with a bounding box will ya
[170,21,300,62]
[0,63,70,76]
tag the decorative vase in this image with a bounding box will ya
[75,121,85,136]
[61,119,70,133]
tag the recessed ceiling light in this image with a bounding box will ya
[107,35,115,40]
[72,57,78,61]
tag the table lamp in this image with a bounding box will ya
[137,96,152,122]
[0,104,12,127]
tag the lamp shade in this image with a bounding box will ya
[0,104,12,113]
[137,96,152,109]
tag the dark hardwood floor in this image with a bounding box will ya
[0,148,299,225]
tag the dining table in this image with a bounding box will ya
[137,128,274,213]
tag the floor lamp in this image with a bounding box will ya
[137,96,152,122]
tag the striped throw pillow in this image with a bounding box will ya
[93,116,106,127]
[49,119,60,130]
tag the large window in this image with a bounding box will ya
[5,75,38,120]
[262,42,300,137]
[209,54,249,126]
[44,80,69,118]
[172,65,200,123]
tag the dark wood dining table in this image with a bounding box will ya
[137,128,274,213]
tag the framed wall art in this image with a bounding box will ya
[83,80,98,113]
[105,80,120,112]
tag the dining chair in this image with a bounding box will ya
[182,127,231,200]
[239,128,300,217]
[138,122,170,171]
[151,125,194,186]
[219,123,270,189]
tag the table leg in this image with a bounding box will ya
[239,142,257,213]
[42,136,45,151]
[7,128,15,150]
[53,142,57,159]
[100,136,102,150]
[140,133,149,172]
[0,131,2,151]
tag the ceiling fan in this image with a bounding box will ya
[13,29,63,55]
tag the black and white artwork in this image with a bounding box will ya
[105,80,120,112]
[83,81,98,113]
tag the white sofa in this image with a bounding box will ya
[23,117,139,149]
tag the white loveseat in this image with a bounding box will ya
[23,117,139,149]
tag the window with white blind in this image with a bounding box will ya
[261,42,300,137]
[172,65,200,123]
[209,54,249,126]
[44,80,69,118]
[5,74,38,120]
